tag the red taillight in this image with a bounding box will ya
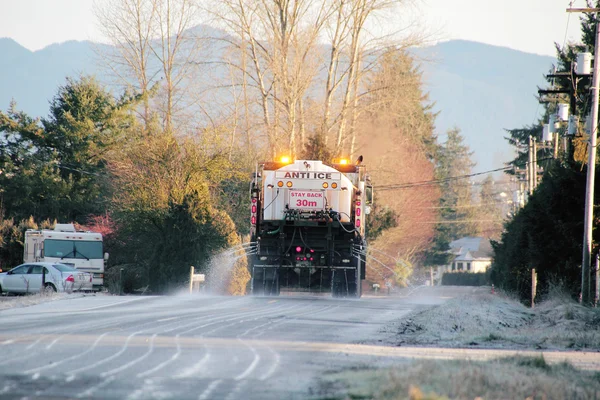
[296,246,302,253]
[251,216,256,224]
[356,208,361,217]
[66,275,75,283]
[251,205,257,213]
[356,219,361,228]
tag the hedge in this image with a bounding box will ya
[441,272,489,286]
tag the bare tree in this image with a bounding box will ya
[152,0,202,132]
[203,0,425,160]
[208,0,333,157]
[95,0,202,134]
[95,0,158,132]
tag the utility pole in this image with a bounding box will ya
[569,7,600,305]
[533,137,538,189]
[528,136,534,195]
[554,129,559,159]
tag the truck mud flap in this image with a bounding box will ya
[277,267,333,294]
[252,266,280,296]
[331,267,359,298]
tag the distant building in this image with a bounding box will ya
[435,237,494,282]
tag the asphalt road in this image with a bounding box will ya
[0,287,596,399]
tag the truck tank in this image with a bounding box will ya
[249,158,372,297]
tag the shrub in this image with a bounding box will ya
[441,272,489,286]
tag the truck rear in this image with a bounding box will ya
[249,158,372,297]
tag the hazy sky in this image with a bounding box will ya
[0,0,584,55]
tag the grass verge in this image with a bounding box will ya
[314,356,600,400]
[0,292,74,310]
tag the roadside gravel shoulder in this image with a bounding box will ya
[378,287,600,351]
[0,292,101,311]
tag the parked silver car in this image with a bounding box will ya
[0,262,93,294]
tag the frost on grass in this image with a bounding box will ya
[0,292,70,310]
[315,356,600,400]
[387,290,600,350]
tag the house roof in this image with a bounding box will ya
[449,237,493,260]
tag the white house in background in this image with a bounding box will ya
[436,237,494,280]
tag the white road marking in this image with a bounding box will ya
[175,344,211,378]
[25,337,43,350]
[234,339,260,381]
[0,338,46,367]
[136,335,181,378]
[0,383,14,394]
[100,334,157,377]
[198,379,222,400]
[76,375,116,398]
[66,331,141,375]
[45,335,63,350]
[53,297,151,313]
[259,347,281,381]
[157,316,179,322]
[25,333,108,374]
[225,380,247,400]
[175,302,298,336]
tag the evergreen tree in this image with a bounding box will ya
[0,76,136,222]
[423,128,478,266]
[491,163,588,301]
[436,128,478,239]
[494,2,600,299]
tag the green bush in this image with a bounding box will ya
[491,162,588,301]
[441,272,489,286]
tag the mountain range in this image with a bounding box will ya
[0,33,555,173]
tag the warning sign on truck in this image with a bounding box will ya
[289,190,325,210]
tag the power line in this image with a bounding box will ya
[376,166,511,191]
[376,157,555,192]
[0,148,103,177]
[413,201,510,210]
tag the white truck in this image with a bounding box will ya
[249,157,372,297]
[23,224,108,290]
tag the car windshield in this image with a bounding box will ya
[44,240,103,259]
[52,264,78,272]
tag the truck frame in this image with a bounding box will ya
[249,158,372,298]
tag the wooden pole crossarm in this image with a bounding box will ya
[538,89,570,94]
[546,73,592,78]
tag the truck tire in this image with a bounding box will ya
[332,269,358,298]
[252,267,265,295]
[252,267,279,296]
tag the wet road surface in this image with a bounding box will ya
[1,287,595,399]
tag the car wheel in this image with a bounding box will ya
[44,283,57,293]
